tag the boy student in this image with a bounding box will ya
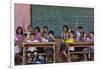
[48,31,55,42]
[25,33,39,63]
[76,26,83,42]
[43,26,48,34]
[44,31,55,62]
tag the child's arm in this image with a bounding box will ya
[23,38,30,42]
[49,34,55,41]
[22,22,27,33]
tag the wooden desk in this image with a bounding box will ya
[67,42,94,62]
[22,42,56,65]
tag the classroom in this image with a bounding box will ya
[14,3,94,65]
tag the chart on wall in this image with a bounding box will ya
[31,5,94,37]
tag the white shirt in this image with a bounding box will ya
[14,36,21,54]
[76,31,81,41]
[27,40,39,52]
[25,32,31,39]
[41,37,48,42]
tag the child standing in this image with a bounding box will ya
[76,26,83,42]
[15,27,24,53]
[14,26,24,64]
[61,25,70,41]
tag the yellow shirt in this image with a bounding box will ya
[64,39,75,43]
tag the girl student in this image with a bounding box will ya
[14,26,24,64]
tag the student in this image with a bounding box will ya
[48,30,55,42]
[83,32,94,61]
[23,33,27,41]
[59,25,70,62]
[44,31,55,62]
[34,26,41,41]
[61,25,70,41]
[40,27,44,34]
[40,31,49,42]
[24,25,33,39]
[60,31,75,62]
[25,33,39,63]
[65,31,75,43]
[15,27,24,49]
[74,31,87,53]
[78,32,86,42]
[76,26,83,42]
[14,26,24,64]
[43,26,48,34]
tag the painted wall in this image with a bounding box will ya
[14,4,31,35]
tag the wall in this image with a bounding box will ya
[14,4,31,35]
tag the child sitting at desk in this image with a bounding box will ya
[45,31,55,62]
[78,32,86,42]
[23,25,33,39]
[43,26,48,34]
[83,32,94,61]
[74,32,87,54]
[48,31,55,42]
[60,31,75,62]
[25,33,39,63]
[34,26,41,41]
[39,31,55,62]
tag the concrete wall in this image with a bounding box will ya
[14,4,31,34]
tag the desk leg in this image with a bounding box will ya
[53,44,56,63]
[22,44,25,65]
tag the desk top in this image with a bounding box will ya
[22,42,56,47]
[67,42,94,46]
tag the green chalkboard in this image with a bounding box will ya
[31,5,94,37]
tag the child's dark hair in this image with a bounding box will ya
[23,33,27,37]
[80,32,85,36]
[42,31,47,34]
[43,26,48,29]
[16,26,23,35]
[49,30,54,35]
[63,25,69,32]
[34,26,40,32]
[30,33,35,36]
[70,31,75,35]
[90,31,94,34]
[80,32,86,41]
[41,31,47,37]
[77,26,83,29]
